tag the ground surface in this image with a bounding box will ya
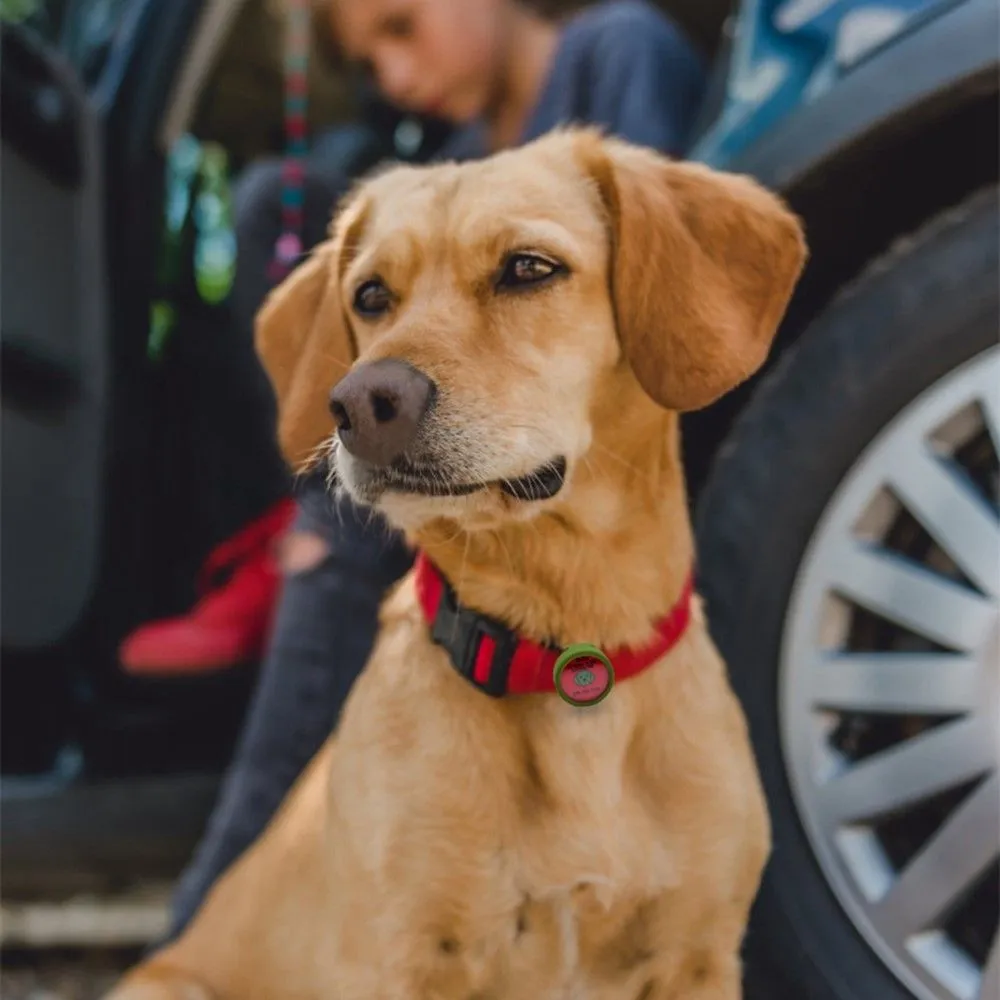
[2,952,135,1000]
[0,890,784,998]
[1,951,783,998]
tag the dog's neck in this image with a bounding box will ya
[414,399,694,650]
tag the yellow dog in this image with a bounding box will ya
[109,128,806,999]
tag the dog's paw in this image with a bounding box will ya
[103,965,214,1000]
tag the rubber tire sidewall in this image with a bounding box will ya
[695,188,999,1000]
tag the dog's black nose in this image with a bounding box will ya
[329,359,435,466]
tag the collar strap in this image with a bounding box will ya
[414,553,694,705]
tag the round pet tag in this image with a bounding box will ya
[553,643,615,707]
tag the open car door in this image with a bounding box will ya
[1,10,109,648]
[2,0,273,899]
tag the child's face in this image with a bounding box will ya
[331,0,508,123]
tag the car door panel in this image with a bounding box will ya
[1,24,108,648]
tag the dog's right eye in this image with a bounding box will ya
[496,252,565,291]
[353,279,393,318]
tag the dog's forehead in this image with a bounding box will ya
[356,148,601,251]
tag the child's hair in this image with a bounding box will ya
[311,0,586,66]
[526,0,587,15]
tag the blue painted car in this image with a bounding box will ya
[1,3,996,998]
[688,5,998,1000]
[694,0,955,166]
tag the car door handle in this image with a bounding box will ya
[1,335,81,414]
[1,23,82,187]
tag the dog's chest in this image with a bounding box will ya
[339,621,687,998]
[362,857,680,1000]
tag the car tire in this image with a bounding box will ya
[696,187,999,1000]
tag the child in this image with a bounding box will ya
[165,0,706,937]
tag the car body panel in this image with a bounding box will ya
[691,0,995,184]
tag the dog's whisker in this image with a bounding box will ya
[589,441,659,500]
[438,523,467,546]
[320,351,353,374]
[579,453,600,487]
[490,529,516,576]
[589,440,647,477]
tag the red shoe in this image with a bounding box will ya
[119,499,296,676]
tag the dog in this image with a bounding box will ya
[108,128,806,999]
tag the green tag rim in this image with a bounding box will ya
[553,642,615,708]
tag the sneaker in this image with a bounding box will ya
[119,499,296,676]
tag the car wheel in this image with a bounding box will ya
[696,188,999,1000]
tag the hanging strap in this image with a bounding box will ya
[269,0,312,281]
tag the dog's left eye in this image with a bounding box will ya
[496,253,564,290]
[353,278,393,317]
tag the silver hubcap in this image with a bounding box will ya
[781,347,1000,1000]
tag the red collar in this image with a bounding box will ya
[414,552,694,706]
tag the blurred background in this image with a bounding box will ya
[1,0,997,997]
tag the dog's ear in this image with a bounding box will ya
[255,202,364,470]
[580,135,807,411]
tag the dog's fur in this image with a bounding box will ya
[108,129,806,1000]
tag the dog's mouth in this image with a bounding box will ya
[498,457,568,501]
[367,456,568,502]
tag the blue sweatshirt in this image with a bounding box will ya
[438,0,707,161]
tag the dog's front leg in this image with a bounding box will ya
[103,959,216,1000]
[633,953,742,1000]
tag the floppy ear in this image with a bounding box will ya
[254,207,362,471]
[581,135,807,411]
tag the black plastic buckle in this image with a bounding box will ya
[431,584,518,698]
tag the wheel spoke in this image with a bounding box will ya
[829,542,995,652]
[872,775,999,943]
[980,379,1000,458]
[887,445,1000,598]
[809,653,981,715]
[981,935,1000,1000]
[819,717,994,825]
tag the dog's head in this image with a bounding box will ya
[256,130,806,532]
